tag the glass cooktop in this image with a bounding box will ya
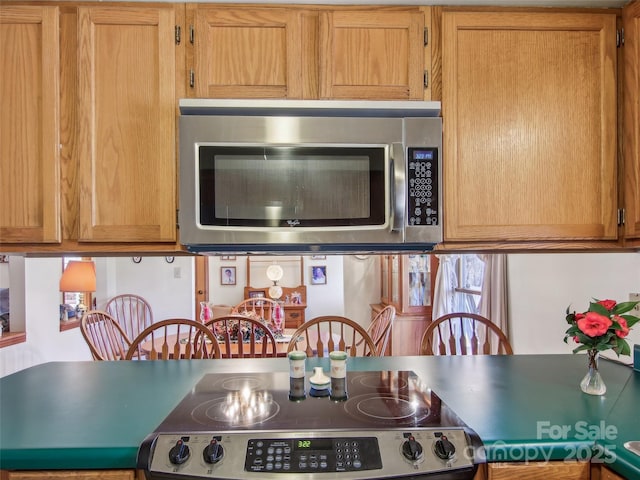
[153,370,468,433]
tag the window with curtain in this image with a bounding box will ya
[433,253,508,336]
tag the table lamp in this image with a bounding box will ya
[266,264,284,300]
[59,260,96,320]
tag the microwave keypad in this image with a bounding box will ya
[407,148,439,226]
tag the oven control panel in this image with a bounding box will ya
[245,437,381,473]
[141,428,479,479]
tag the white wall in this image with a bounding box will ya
[508,252,640,359]
[207,255,348,320]
[0,258,91,377]
[0,260,9,287]
[95,256,195,319]
[0,256,196,377]
[343,255,381,326]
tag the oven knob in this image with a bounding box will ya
[168,439,190,465]
[434,435,456,460]
[401,435,423,461]
[203,438,224,464]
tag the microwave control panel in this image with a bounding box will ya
[407,148,439,227]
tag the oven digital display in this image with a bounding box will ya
[296,439,333,450]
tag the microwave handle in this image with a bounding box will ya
[390,143,405,234]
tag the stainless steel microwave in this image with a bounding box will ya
[178,99,443,254]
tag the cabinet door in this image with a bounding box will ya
[190,7,303,99]
[443,12,617,243]
[488,461,589,479]
[77,6,177,242]
[624,1,640,239]
[599,465,626,480]
[319,10,425,100]
[1,471,137,480]
[0,6,61,244]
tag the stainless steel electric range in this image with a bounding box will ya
[137,370,484,479]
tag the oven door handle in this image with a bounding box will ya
[390,142,405,236]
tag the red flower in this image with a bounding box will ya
[597,299,617,310]
[614,316,630,338]
[577,312,612,337]
[575,313,586,320]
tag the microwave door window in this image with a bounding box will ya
[198,146,386,228]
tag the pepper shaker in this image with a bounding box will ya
[329,350,348,401]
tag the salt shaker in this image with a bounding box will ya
[288,350,307,401]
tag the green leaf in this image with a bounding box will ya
[612,301,638,315]
[618,339,631,356]
[572,344,591,354]
[589,302,610,316]
[610,320,623,331]
[621,315,640,328]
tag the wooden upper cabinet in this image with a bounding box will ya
[186,5,430,101]
[318,9,425,100]
[442,11,618,244]
[76,6,177,242]
[189,6,303,99]
[0,6,61,244]
[624,1,640,240]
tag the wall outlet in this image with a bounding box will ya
[630,293,640,316]
[174,267,182,279]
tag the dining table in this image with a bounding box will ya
[139,330,295,358]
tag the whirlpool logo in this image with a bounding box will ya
[287,220,301,227]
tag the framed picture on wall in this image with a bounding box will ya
[310,265,327,285]
[221,266,236,285]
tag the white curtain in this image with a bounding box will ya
[477,254,509,337]
[432,254,460,319]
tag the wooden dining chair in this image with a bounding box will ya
[125,318,221,360]
[287,316,377,357]
[205,314,278,358]
[105,294,154,344]
[366,305,396,356]
[232,298,280,324]
[420,313,513,356]
[80,310,132,361]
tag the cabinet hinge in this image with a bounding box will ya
[189,25,195,45]
[617,28,624,47]
[618,208,625,227]
[424,27,429,46]
[189,69,195,88]
[175,25,181,45]
[423,70,429,88]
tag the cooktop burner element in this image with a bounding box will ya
[138,370,483,480]
[344,392,428,424]
[191,391,280,427]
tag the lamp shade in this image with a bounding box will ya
[59,261,96,292]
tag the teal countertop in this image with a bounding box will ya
[0,355,638,477]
